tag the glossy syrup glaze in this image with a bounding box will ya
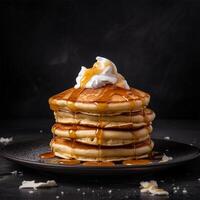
[80,64,101,88]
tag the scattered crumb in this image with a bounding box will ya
[29,190,34,194]
[140,180,169,196]
[39,130,43,133]
[82,192,86,195]
[11,171,18,175]
[176,186,180,190]
[77,188,80,192]
[92,190,94,193]
[159,154,173,163]
[182,188,187,194]
[56,196,60,199]
[61,191,64,195]
[164,136,170,140]
[173,190,177,193]
[108,189,112,194]
[19,180,57,189]
[0,137,13,145]
[11,170,23,176]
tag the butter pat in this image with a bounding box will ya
[140,180,169,196]
[159,154,173,163]
[0,137,13,145]
[19,180,57,189]
[74,56,130,89]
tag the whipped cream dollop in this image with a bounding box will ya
[74,56,130,89]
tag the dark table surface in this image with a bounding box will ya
[0,119,200,200]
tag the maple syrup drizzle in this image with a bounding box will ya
[70,112,77,159]
[95,102,108,113]
[66,88,85,112]
[96,129,103,145]
[66,101,77,112]
[80,65,101,88]
[80,60,112,88]
[97,86,135,103]
[122,159,152,166]
[69,129,77,139]
[39,152,55,159]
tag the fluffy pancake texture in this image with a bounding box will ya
[48,84,155,162]
[50,137,154,161]
[54,108,155,129]
[49,85,150,114]
[52,124,153,146]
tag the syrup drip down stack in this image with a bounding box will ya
[48,57,156,162]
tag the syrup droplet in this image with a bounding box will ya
[69,129,77,139]
[66,101,77,112]
[39,152,55,159]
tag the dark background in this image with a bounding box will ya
[1,0,200,119]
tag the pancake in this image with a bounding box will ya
[52,124,153,146]
[50,137,154,161]
[54,108,155,129]
[49,85,150,114]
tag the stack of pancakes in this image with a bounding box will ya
[49,85,155,161]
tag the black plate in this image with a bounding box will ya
[1,139,200,175]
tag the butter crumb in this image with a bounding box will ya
[0,137,13,145]
[140,180,169,196]
[182,188,187,194]
[19,180,57,189]
[159,154,173,163]
[108,189,112,194]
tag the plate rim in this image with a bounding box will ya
[1,139,200,171]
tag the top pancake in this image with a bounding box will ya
[49,85,150,114]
